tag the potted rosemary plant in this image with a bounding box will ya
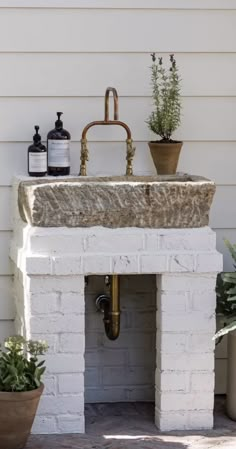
[214,240,236,420]
[0,335,48,449]
[147,53,182,174]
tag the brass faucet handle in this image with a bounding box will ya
[126,138,136,176]
[79,138,89,176]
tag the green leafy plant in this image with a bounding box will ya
[147,53,182,141]
[0,336,48,392]
[214,240,236,340]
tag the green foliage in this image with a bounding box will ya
[0,335,48,392]
[214,240,236,340]
[147,53,182,141]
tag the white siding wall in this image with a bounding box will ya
[1,0,235,390]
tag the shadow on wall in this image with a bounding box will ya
[85,275,156,404]
[26,434,188,449]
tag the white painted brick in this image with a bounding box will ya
[169,254,195,272]
[30,314,84,334]
[12,223,219,430]
[127,386,154,401]
[85,387,128,403]
[103,366,154,386]
[31,415,57,434]
[122,275,156,292]
[45,354,84,373]
[156,370,189,392]
[159,312,215,333]
[140,254,167,273]
[157,332,187,354]
[156,391,214,411]
[191,372,214,391]
[158,353,214,371]
[26,256,52,275]
[85,310,105,331]
[30,234,85,254]
[38,394,84,415]
[191,290,216,312]
[85,349,127,367]
[29,276,84,294]
[189,353,215,371]
[130,310,156,330]
[145,234,159,252]
[53,256,83,275]
[30,334,58,353]
[122,292,156,310]
[44,375,57,395]
[85,332,103,349]
[188,333,215,353]
[159,230,216,251]
[196,252,223,273]
[158,291,188,313]
[105,332,154,349]
[86,233,144,253]
[59,333,85,353]
[30,293,59,315]
[155,409,188,431]
[83,255,112,274]
[60,292,84,314]
[58,373,84,394]
[128,348,155,366]
[57,415,85,433]
[156,409,213,431]
[112,255,139,273]
[85,367,100,387]
[160,274,217,292]
[188,411,213,429]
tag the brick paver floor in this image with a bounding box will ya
[26,397,236,449]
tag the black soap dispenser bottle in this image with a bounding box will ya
[28,126,47,177]
[47,112,71,176]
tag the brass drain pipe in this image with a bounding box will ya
[95,275,120,340]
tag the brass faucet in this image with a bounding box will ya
[79,87,135,176]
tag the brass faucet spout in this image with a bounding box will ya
[79,87,135,176]
[105,87,119,121]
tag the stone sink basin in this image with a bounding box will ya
[18,174,215,228]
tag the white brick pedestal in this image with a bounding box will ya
[10,221,222,433]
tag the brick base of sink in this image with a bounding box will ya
[10,217,222,433]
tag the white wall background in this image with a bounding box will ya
[0,0,235,390]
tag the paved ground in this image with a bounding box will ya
[26,397,236,449]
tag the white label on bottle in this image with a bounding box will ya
[29,153,47,172]
[48,139,70,167]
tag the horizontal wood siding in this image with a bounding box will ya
[0,10,235,53]
[0,3,234,391]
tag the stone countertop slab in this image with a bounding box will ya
[17,174,215,228]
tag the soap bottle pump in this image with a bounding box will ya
[28,126,47,177]
[47,112,71,176]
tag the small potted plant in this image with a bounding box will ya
[147,53,182,174]
[214,240,236,420]
[0,335,48,449]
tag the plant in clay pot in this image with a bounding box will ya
[147,53,182,174]
[214,240,236,421]
[0,335,48,449]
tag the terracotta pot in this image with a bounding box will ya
[227,331,236,420]
[0,384,44,449]
[148,141,183,175]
